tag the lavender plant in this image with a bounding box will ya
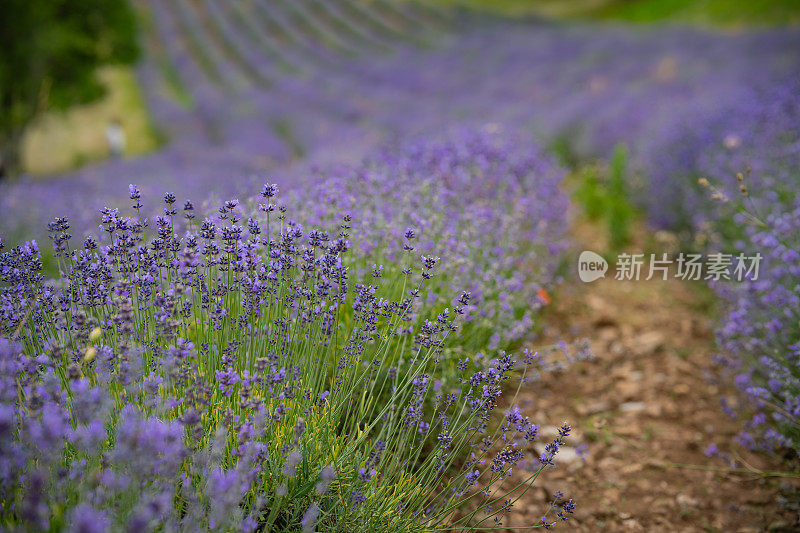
[270,131,569,354]
[705,178,800,454]
[0,185,575,531]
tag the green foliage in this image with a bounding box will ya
[607,144,634,251]
[573,145,636,253]
[572,165,605,221]
[549,131,581,169]
[432,0,800,25]
[0,0,139,176]
[272,118,306,159]
[593,0,800,26]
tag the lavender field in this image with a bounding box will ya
[1,0,800,531]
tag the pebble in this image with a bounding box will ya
[577,399,611,415]
[673,383,690,395]
[676,494,699,507]
[620,401,647,413]
[631,331,665,355]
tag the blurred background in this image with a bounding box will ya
[3,0,799,248]
[3,0,799,180]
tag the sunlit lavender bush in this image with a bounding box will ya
[274,131,568,354]
[0,183,576,530]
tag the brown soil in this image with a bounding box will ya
[502,222,800,532]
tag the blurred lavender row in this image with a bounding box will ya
[2,1,799,241]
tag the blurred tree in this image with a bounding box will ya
[0,0,139,178]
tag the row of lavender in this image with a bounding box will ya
[638,78,800,453]
[0,132,580,530]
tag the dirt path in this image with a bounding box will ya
[505,223,800,531]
